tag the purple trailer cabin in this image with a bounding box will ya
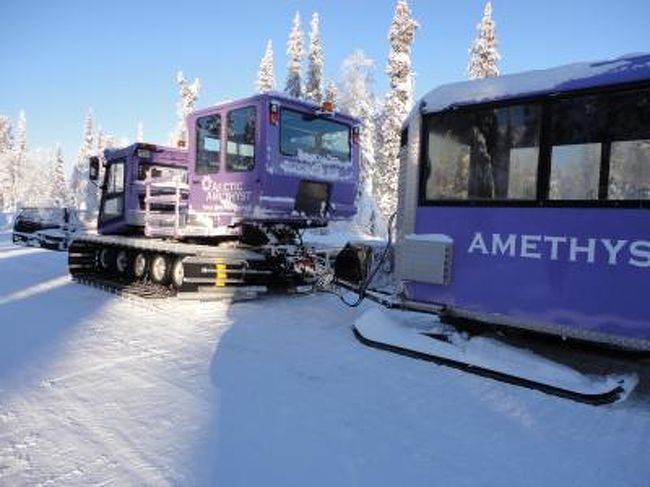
[395,53,650,351]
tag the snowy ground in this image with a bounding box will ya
[1,232,650,486]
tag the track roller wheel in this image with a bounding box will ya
[133,252,148,279]
[150,253,170,284]
[98,247,115,271]
[171,256,185,289]
[115,249,131,275]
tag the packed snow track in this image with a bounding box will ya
[1,232,650,486]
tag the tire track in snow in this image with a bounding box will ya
[0,294,232,485]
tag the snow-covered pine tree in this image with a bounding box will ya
[12,110,28,209]
[284,12,304,99]
[339,50,384,235]
[0,115,13,211]
[50,144,69,207]
[172,71,201,148]
[256,40,276,93]
[15,110,27,154]
[467,1,500,80]
[136,122,144,143]
[377,0,418,221]
[0,115,12,153]
[324,79,337,106]
[305,13,324,104]
[70,109,96,211]
[96,127,108,171]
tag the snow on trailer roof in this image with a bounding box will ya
[417,53,650,116]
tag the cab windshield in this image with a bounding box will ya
[280,109,350,162]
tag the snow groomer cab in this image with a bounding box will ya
[95,143,188,236]
[184,92,359,240]
[392,53,650,352]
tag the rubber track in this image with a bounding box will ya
[72,273,176,299]
[352,326,625,406]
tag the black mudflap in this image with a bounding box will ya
[333,243,374,287]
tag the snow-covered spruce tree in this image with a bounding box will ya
[50,144,69,207]
[172,71,201,148]
[305,13,324,104]
[0,115,12,153]
[324,79,337,106]
[467,1,500,80]
[136,121,144,143]
[70,109,96,211]
[96,128,108,173]
[15,110,27,154]
[339,50,384,235]
[11,110,28,209]
[284,12,304,99]
[377,0,418,221]
[256,40,276,93]
[0,115,14,211]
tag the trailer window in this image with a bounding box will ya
[608,89,650,200]
[196,114,222,174]
[226,107,256,172]
[424,104,541,201]
[280,109,350,162]
[549,95,606,200]
[425,113,471,199]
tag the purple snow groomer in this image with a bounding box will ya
[70,93,360,297]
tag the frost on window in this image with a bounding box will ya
[426,128,470,200]
[226,107,256,172]
[424,104,540,201]
[280,109,350,162]
[609,140,650,199]
[608,89,650,200]
[550,144,601,200]
[508,147,538,199]
[196,115,221,174]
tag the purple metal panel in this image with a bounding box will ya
[409,206,650,342]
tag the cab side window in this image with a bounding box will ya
[226,107,256,172]
[196,115,222,174]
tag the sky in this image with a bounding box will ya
[0,0,648,173]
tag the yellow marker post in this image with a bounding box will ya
[215,262,227,287]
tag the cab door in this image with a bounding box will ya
[190,105,260,222]
[98,158,126,228]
